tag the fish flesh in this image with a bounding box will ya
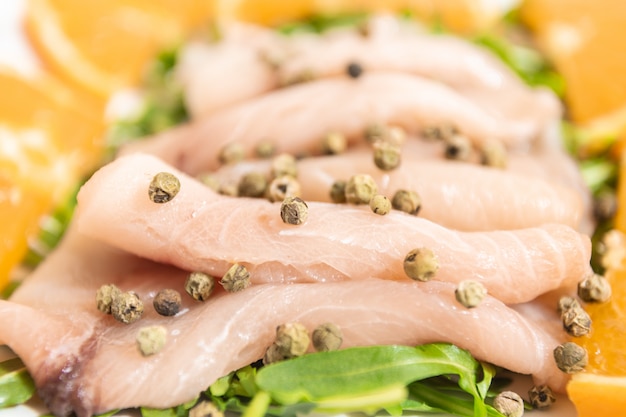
[75,154,592,304]
[211,146,585,231]
[177,22,283,117]
[178,15,559,130]
[0,224,569,417]
[121,72,547,174]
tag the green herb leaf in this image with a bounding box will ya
[256,343,492,416]
[473,33,565,96]
[409,381,505,417]
[0,358,36,408]
[141,407,177,417]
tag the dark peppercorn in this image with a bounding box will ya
[153,289,182,316]
[346,62,363,79]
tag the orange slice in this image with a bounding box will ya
[566,151,626,416]
[24,0,215,98]
[521,0,626,125]
[0,69,105,290]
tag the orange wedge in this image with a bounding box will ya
[24,0,215,98]
[566,151,626,416]
[521,0,626,126]
[0,69,105,290]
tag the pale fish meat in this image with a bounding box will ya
[0,226,569,417]
[75,154,592,304]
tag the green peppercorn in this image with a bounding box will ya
[364,124,406,146]
[455,280,487,308]
[578,273,612,303]
[373,141,401,171]
[493,391,524,417]
[255,141,276,158]
[369,194,391,215]
[149,172,181,204]
[267,175,301,202]
[480,139,507,169]
[271,153,298,178]
[403,248,438,282]
[345,174,378,205]
[330,180,347,203]
[553,342,588,374]
[238,172,268,198]
[322,131,347,155]
[185,271,215,301]
[561,303,592,337]
[111,291,144,324]
[218,181,239,197]
[275,323,310,356]
[218,142,245,164]
[189,401,224,417]
[136,325,167,356]
[593,191,618,223]
[280,196,309,225]
[528,385,555,409]
[444,134,472,161]
[364,123,387,144]
[96,284,121,314]
[422,124,457,141]
[557,296,581,315]
[153,289,182,317]
[197,173,220,192]
[391,189,421,215]
[220,263,251,293]
[264,322,310,364]
[312,323,343,352]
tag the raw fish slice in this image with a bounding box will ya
[277,30,560,127]
[178,16,559,129]
[212,148,584,231]
[120,73,542,174]
[177,22,284,117]
[1,227,569,416]
[75,154,592,304]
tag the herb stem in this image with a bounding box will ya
[242,391,271,417]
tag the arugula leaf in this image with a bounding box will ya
[106,46,188,153]
[276,12,368,35]
[473,33,565,96]
[21,183,81,269]
[0,358,36,408]
[250,344,495,417]
[409,380,505,417]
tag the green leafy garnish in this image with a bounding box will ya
[21,183,81,269]
[473,33,565,96]
[106,46,189,153]
[232,344,502,417]
[276,12,369,35]
[0,358,36,408]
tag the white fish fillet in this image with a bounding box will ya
[178,15,560,130]
[75,154,592,304]
[212,147,585,231]
[121,72,546,174]
[0,225,569,416]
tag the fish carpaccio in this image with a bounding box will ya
[122,72,549,173]
[1,224,568,417]
[177,15,559,127]
[1,13,598,417]
[211,144,586,231]
[76,154,592,305]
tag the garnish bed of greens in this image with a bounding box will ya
[1,7,618,417]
